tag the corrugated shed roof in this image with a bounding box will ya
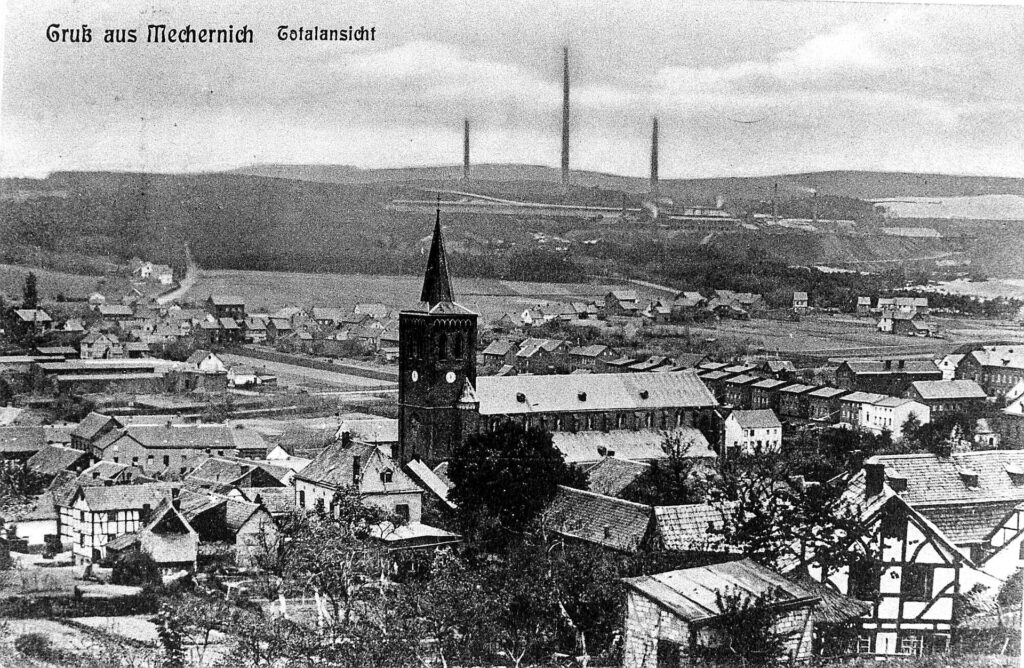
[546,486,653,553]
[623,559,819,624]
[475,371,717,415]
[586,457,650,497]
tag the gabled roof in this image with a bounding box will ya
[910,379,986,401]
[551,428,713,466]
[27,444,88,476]
[482,340,517,356]
[295,439,420,494]
[868,450,1024,507]
[475,370,717,415]
[729,410,782,430]
[653,503,738,553]
[71,412,117,441]
[405,458,456,509]
[76,483,170,512]
[839,392,888,405]
[187,456,289,487]
[623,559,819,625]
[240,487,296,515]
[586,456,650,497]
[546,485,653,553]
[840,360,941,376]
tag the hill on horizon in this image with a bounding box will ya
[231,163,1024,201]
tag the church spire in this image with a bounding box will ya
[420,199,455,306]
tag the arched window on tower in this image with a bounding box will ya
[438,331,448,360]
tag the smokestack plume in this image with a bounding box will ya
[561,46,570,188]
[650,117,659,197]
[463,119,470,181]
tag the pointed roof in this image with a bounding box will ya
[420,205,455,306]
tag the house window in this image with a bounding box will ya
[132,457,139,465]
[902,564,933,601]
[298,491,306,508]
[107,511,117,522]
[395,504,410,522]
[856,634,872,654]
[113,457,119,463]
[656,639,681,668]
[900,634,923,656]
[848,561,877,601]
[80,535,85,546]
[79,510,85,522]
[381,469,394,484]
[163,455,170,466]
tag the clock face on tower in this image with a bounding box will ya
[445,371,456,383]
[411,371,419,382]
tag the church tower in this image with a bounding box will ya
[397,206,478,467]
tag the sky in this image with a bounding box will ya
[1,0,1023,178]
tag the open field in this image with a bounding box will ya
[0,264,113,302]
[189,269,623,320]
[681,313,1024,359]
[219,353,397,391]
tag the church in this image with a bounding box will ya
[396,209,721,467]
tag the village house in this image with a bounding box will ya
[206,295,246,321]
[793,291,810,314]
[184,350,228,375]
[481,340,519,368]
[568,344,620,372]
[79,332,126,360]
[91,423,268,475]
[777,383,818,421]
[722,374,761,407]
[860,397,930,440]
[806,387,849,422]
[786,463,999,658]
[179,490,278,568]
[937,354,965,381]
[57,482,171,565]
[856,296,872,316]
[956,346,1024,401]
[758,359,796,381]
[97,304,135,322]
[723,409,783,455]
[622,559,825,668]
[104,496,198,574]
[605,290,640,317]
[906,380,987,415]
[12,309,53,336]
[750,378,787,412]
[835,359,943,396]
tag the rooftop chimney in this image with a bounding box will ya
[887,473,908,493]
[463,118,470,181]
[650,117,659,197]
[561,46,570,188]
[865,462,885,498]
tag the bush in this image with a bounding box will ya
[111,551,162,587]
[14,632,61,662]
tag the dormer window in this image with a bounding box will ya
[639,390,649,399]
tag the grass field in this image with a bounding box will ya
[188,269,625,320]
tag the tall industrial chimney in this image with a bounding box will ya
[772,182,779,220]
[650,117,659,197]
[463,119,470,181]
[811,189,819,224]
[561,46,570,188]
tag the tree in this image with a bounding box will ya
[111,550,162,587]
[21,272,38,310]
[693,586,787,665]
[620,431,712,506]
[710,452,869,574]
[448,421,587,536]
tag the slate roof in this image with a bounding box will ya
[910,380,987,401]
[919,502,1021,544]
[654,503,738,552]
[729,410,782,430]
[475,371,717,415]
[187,457,289,486]
[623,559,819,624]
[27,444,88,476]
[840,392,888,405]
[546,486,653,553]
[76,483,170,512]
[0,427,47,455]
[224,498,264,533]
[240,487,295,515]
[108,424,265,451]
[967,348,1024,371]
[405,458,455,509]
[551,428,713,467]
[482,340,517,356]
[569,344,613,357]
[870,450,1024,507]
[808,387,847,399]
[751,379,787,390]
[841,360,941,376]
[296,440,419,494]
[338,419,399,444]
[586,457,650,497]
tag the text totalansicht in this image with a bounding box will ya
[276,25,376,42]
